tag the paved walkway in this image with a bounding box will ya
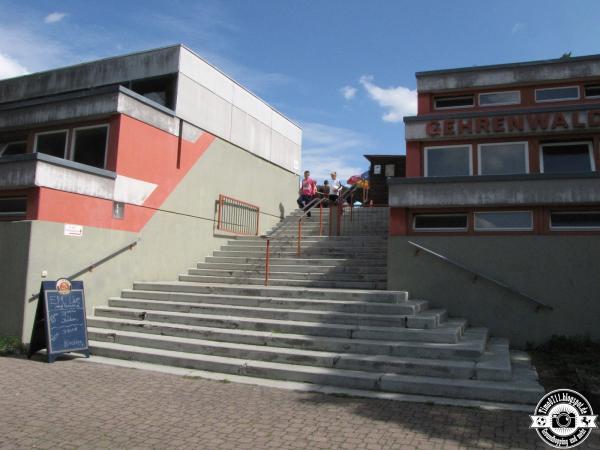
[1,356,596,449]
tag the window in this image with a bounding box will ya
[540,142,595,174]
[550,211,600,230]
[413,214,468,231]
[385,164,395,177]
[425,145,472,177]
[113,201,125,219]
[34,130,68,158]
[478,142,529,175]
[474,211,533,231]
[434,95,474,109]
[0,141,27,156]
[479,91,521,106]
[0,197,27,219]
[125,74,177,109]
[71,125,109,169]
[535,86,579,102]
[584,85,600,98]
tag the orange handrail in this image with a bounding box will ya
[296,197,327,257]
[264,238,271,286]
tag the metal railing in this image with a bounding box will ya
[216,194,260,236]
[297,197,327,256]
[28,239,140,302]
[407,240,553,312]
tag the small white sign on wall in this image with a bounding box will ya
[293,160,299,171]
[64,224,83,237]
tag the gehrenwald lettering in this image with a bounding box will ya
[425,110,600,137]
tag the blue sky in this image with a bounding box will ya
[1,0,599,182]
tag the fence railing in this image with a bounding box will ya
[216,194,260,236]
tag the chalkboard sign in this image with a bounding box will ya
[28,279,90,363]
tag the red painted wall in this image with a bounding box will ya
[34,115,215,232]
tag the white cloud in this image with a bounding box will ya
[359,75,417,123]
[340,85,357,100]
[301,122,372,183]
[44,12,67,24]
[0,53,28,79]
[511,22,525,34]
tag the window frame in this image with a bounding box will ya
[534,85,580,103]
[478,90,521,107]
[424,144,473,177]
[474,210,534,232]
[584,85,600,99]
[477,141,530,176]
[433,95,474,110]
[0,140,28,156]
[412,213,469,232]
[0,196,27,218]
[539,141,596,174]
[70,124,110,169]
[33,129,69,159]
[549,210,600,231]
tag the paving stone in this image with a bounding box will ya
[2,357,598,449]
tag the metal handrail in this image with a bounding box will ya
[297,197,327,256]
[336,185,359,235]
[28,239,140,302]
[407,240,553,312]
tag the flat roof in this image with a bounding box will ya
[416,53,600,78]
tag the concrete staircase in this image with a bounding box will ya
[87,207,544,408]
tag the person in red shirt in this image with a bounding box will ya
[297,170,317,217]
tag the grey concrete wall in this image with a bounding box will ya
[14,136,298,343]
[416,55,600,92]
[389,174,600,208]
[389,236,600,347]
[0,221,31,338]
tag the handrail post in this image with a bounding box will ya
[329,203,333,237]
[350,192,354,223]
[255,207,260,236]
[217,194,223,230]
[319,202,323,236]
[297,220,302,256]
[264,238,270,286]
[337,201,342,236]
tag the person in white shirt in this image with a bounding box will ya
[328,171,343,205]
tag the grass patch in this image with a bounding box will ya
[529,335,600,411]
[0,336,25,356]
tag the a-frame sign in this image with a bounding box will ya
[28,279,90,363]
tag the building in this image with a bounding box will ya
[0,45,301,342]
[363,154,405,205]
[389,54,600,345]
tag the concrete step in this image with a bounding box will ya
[121,290,416,314]
[106,298,430,328]
[87,316,469,349]
[227,240,387,249]
[221,245,387,254]
[88,328,477,379]
[88,341,544,405]
[204,256,387,268]
[475,338,513,381]
[215,248,387,256]
[178,274,387,290]
[196,262,387,274]
[131,282,407,302]
[93,306,451,343]
[187,268,388,282]
[234,236,388,242]
[211,251,387,260]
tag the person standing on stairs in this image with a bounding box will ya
[297,170,317,217]
[328,171,343,206]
